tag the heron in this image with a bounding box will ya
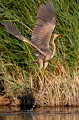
[4,2,60,69]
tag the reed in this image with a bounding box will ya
[0,0,79,106]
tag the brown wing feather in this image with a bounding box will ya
[4,21,46,55]
[31,2,56,52]
[4,22,22,38]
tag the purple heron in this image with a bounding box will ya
[4,2,60,69]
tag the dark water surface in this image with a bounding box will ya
[0,107,79,120]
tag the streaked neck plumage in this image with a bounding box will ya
[50,36,56,59]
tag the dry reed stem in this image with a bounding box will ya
[33,62,79,106]
[1,60,79,106]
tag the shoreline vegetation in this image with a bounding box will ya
[0,0,79,107]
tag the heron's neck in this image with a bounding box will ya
[50,39,56,59]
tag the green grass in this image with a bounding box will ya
[0,0,79,106]
[54,0,79,71]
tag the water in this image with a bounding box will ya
[0,106,79,120]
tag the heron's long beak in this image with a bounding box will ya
[54,34,61,38]
[52,34,61,41]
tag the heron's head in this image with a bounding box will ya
[52,34,61,41]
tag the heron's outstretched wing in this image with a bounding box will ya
[31,2,56,52]
[4,21,46,55]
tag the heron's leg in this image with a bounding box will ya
[38,58,43,69]
[44,61,48,69]
[32,58,43,69]
[37,55,44,69]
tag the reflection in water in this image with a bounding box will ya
[35,114,79,120]
[0,107,79,120]
[0,113,34,120]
